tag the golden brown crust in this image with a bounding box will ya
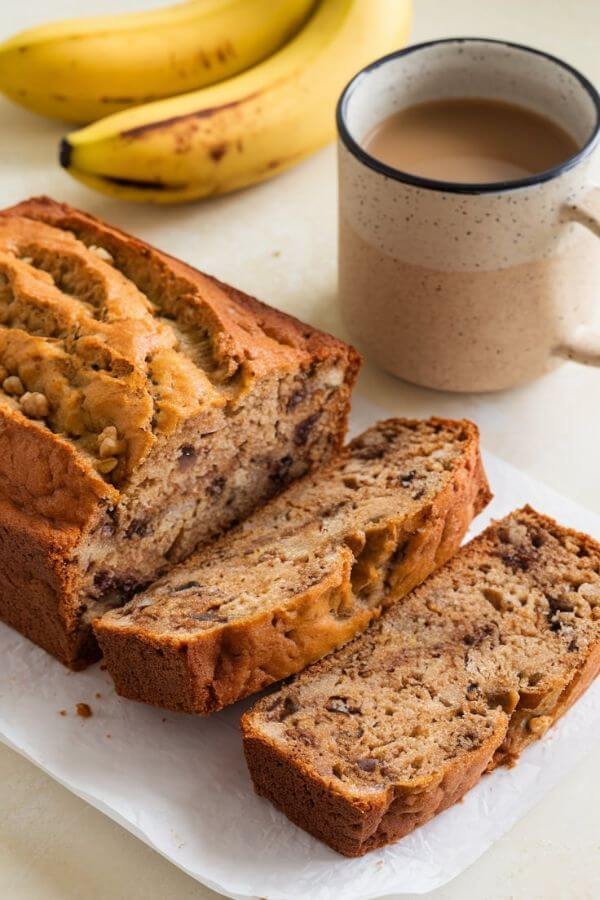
[0,198,359,487]
[0,408,114,526]
[242,715,509,857]
[493,638,600,767]
[2,196,359,387]
[491,506,600,766]
[0,498,94,668]
[0,411,112,667]
[0,197,359,667]
[94,418,490,713]
[241,507,600,856]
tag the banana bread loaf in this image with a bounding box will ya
[95,418,490,713]
[0,197,359,668]
[242,507,600,856]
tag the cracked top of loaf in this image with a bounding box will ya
[0,197,358,526]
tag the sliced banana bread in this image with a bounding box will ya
[0,197,359,668]
[95,418,490,713]
[242,507,600,856]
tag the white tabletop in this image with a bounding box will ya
[0,1,599,898]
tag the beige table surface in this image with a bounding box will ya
[1,1,599,898]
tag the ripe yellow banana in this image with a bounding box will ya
[60,0,412,204]
[0,0,316,123]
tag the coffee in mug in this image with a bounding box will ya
[337,39,600,392]
[363,97,579,184]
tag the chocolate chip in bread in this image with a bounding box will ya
[0,197,359,667]
[242,507,600,856]
[94,418,490,712]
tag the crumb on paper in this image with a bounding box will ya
[272,250,281,258]
[106,734,112,740]
[162,717,167,723]
[76,702,92,718]
[95,692,102,699]
[59,709,67,717]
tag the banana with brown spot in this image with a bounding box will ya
[0,0,317,123]
[59,0,412,203]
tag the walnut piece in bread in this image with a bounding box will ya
[0,197,359,668]
[242,507,600,856]
[95,418,490,713]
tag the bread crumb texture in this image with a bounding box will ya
[95,417,490,713]
[242,507,600,856]
[0,197,358,669]
[0,198,354,489]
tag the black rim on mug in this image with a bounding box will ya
[336,37,600,196]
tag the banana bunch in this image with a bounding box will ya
[1,0,412,204]
[0,0,317,123]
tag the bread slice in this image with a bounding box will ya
[94,418,490,713]
[0,197,358,668]
[242,507,600,856]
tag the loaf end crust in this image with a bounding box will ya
[0,196,359,667]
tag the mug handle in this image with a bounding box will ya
[554,187,600,366]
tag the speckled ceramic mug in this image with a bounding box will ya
[337,39,600,392]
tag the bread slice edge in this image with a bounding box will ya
[94,418,491,713]
[241,506,600,856]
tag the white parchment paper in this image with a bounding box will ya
[1,396,599,900]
